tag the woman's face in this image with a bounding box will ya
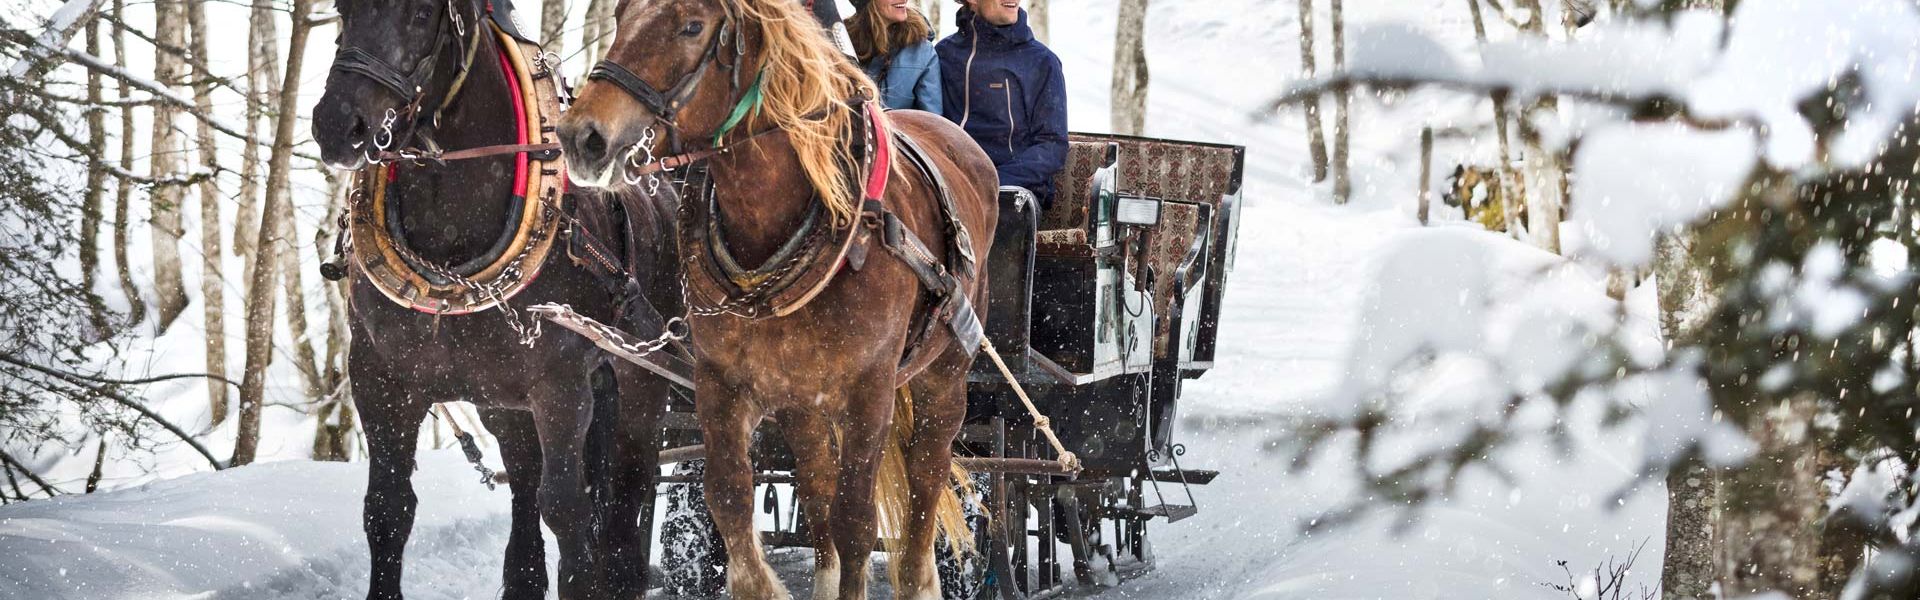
[876,0,912,23]
[970,0,1021,26]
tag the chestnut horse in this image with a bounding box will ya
[556,0,998,598]
[309,0,677,598]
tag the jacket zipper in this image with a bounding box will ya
[1004,80,1015,153]
[960,14,979,128]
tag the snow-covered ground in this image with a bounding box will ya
[0,0,1670,598]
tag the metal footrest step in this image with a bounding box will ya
[1147,468,1217,485]
[1121,504,1197,523]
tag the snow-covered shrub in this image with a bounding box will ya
[0,68,149,496]
[1274,0,1920,596]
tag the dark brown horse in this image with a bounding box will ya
[309,1,677,598]
[556,1,999,598]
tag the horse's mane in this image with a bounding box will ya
[727,0,879,227]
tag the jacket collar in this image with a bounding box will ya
[955,7,1034,48]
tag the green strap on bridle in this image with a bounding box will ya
[712,69,768,146]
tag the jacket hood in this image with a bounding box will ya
[954,6,1034,47]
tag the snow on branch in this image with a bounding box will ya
[1270,2,1920,170]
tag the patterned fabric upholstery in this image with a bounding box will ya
[1109,137,1240,208]
[1041,141,1115,232]
[1149,202,1208,359]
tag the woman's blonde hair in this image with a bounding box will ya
[848,4,932,65]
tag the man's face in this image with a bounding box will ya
[970,0,1021,26]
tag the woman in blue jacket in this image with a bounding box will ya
[936,0,1068,209]
[849,0,943,113]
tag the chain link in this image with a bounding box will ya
[528,303,689,358]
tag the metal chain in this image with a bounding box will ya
[528,303,689,358]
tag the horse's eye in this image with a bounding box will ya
[681,21,705,37]
[414,6,433,21]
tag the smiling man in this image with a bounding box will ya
[936,0,1069,209]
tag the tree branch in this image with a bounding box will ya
[0,448,63,498]
[0,354,227,470]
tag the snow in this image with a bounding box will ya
[0,0,1724,597]
[1566,123,1756,267]
[0,451,518,600]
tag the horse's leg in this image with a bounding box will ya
[832,370,896,600]
[777,407,841,600]
[697,371,787,600]
[359,380,427,600]
[895,365,971,600]
[481,409,549,599]
[606,362,669,600]
[529,377,611,600]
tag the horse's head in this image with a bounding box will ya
[558,0,750,188]
[311,0,485,169]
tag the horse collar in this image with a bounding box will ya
[339,20,568,317]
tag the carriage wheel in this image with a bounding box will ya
[935,471,993,599]
[660,460,728,598]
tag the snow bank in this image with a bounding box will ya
[0,451,515,600]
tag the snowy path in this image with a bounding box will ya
[0,452,521,600]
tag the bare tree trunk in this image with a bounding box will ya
[81,16,113,338]
[1718,397,1827,599]
[276,182,324,402]
[1028,0,1049,44]
[317,171,351,395]
[582,0,614,63]
[234,0,315,467]
[1418,127,1433,225]
[234,0,280,279]
[1514,0,1563,252]
[185,0,229,425]
[1465,0,1521,236]
[541,0,568,52]
[1297,0,1329,183]
[1110,0,1150,136]
[1655,231,1719,600]
[148,0,190,332]
[109,0,146,328]
[1330,0,1351,204]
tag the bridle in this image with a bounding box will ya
[584,7,773,193]
[330,0,489,163]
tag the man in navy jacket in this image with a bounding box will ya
[936,0,1069,209]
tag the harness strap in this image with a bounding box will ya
[372,141,561,164]
[332,46,419,99]
[863,199,985,357]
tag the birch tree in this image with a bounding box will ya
[109,0,145,328]
[1297,0,1328,182]
[147,0,190,331]
[81,16,112,337]
[234,0,317,466]
[186,0,228,424]
[1028,0,1048,43]
[542,0,567,53]
[1329,0,1351,204]
[233,0,279,268]
[1109,0,1149,136]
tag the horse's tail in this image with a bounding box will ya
[875,385,976,589]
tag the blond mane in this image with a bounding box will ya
[725,0,879,227]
